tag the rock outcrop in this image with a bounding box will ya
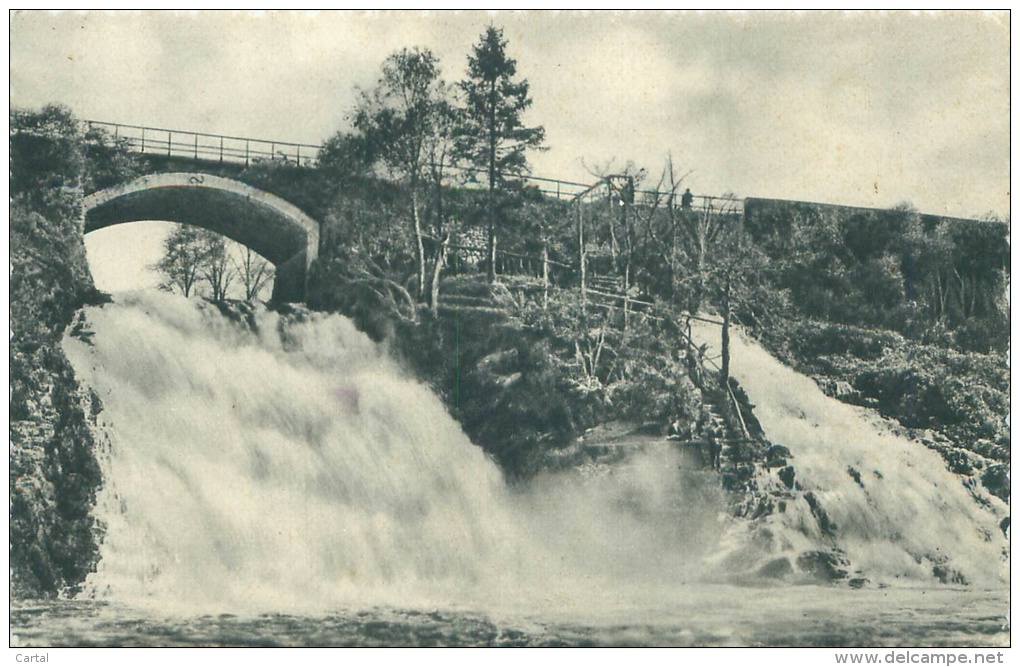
[10,107,108,596]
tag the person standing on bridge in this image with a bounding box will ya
[681,188,694,210]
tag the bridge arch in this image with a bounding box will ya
[83,172,319,302]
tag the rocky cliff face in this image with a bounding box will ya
[10,107,109,597]
[10,334,106,597]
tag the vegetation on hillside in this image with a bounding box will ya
[743,200,1010,495]
[743,199,1009,354]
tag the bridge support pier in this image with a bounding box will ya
[271,250,309,303]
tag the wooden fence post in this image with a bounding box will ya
[721,276,731,384]
[577,201,586,298]
[542,240,550,310]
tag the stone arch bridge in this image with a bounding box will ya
[83,172,319,302]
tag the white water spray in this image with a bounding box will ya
[691,321,1008,588]
[63,293,1007,615]
[64,292,724,614]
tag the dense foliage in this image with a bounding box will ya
[743,199,1009,354]
[354,47,453,301]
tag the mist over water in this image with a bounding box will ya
[62,293,1007,619]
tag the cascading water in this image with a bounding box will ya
[61,292,1007,625]
[691,321,1009,589]
[62,292,724,615]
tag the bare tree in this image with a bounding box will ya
[153,224,213,298]
[631,155,693,303]
[201,235,235,301]
[344,249,420,324]
[233,246,274,301]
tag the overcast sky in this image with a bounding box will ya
[12,10,1010,220]
[10,12,1012,294]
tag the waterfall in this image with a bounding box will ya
[63,292,722,614]
[61,292,1006,615]
[691,321,1008,588]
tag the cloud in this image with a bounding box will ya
[10,10,1009,217]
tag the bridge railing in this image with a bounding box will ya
[83,120,742,213]
[431,162,743,213]
[84,120,321,167]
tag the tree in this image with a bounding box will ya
[234,247,274,301]
[316,130,377,181]
[200,234,234,301]
[354,47,451,301]
[10,105,84,223]
[586,162,648,322]
[628,155,692,303]
[82,123,143,192]
[456,26,546,282]
[675,194,740,316]
[312,177,422,325]
[423,97,459,310]
[705,226,760,384]
[154,224,223,298]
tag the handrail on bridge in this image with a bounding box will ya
[84,120,321,167]
[83,120,745,210]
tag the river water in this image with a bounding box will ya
[10,587,1009,647]
[21,292,1006,647]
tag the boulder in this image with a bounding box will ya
[777,465,796,489]
[796,550,850,582]
[765,443,793,468]
[758,557,793,579]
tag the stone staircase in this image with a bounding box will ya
[701,388,743,470]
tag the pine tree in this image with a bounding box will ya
[456,26,545,282]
